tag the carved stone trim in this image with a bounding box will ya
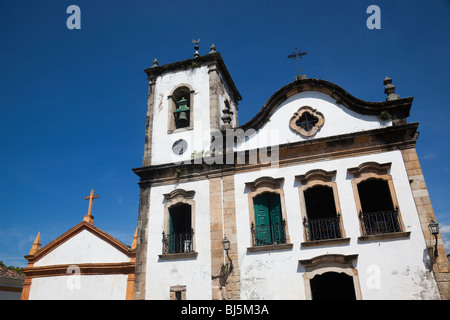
[163,189,195,201]
[289,106,325,137]
[245,176,284,192]
[301,237,350,248]
[300,254,362,300]
[347,161,391,178]
[299,254,358,267]
[247,243,293,253]
[295,169,336,184]
[358,231,411,242]
[158,252,198,260]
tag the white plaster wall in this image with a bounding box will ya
[236,91,392,152]
[34,229,130,267]
[28,274,128,300]
[234,150,440,300]
[151,66,211,166]
[145,179,212,299]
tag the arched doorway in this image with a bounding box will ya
[310,272,356,300]
[299,254,362,300]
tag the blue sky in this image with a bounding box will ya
[1,0,449,268]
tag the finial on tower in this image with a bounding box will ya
[152,58,159,68]
[131,227,138,250]
[209,44,216,53]
[29,232,41,255]
[193,39,200,58]
[383,77,400,101]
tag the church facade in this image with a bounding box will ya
[132,47,449,300]
[23,47,450,300]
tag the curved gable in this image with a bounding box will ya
[234,78,413,151]
[239,78,413,133]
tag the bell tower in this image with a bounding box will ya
[142,44,242,167]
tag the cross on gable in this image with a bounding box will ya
[84,189,99,218]
[288,48,307,77]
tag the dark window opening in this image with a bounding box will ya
[357,179,401,235]
[163,203,193,254]
[169,203,191,234]
[296,112,319,131]
[310,272,356,300]
[357,179,394,213]
[303,186,342,241]
[304,186,337,219]
[252,192,287,246]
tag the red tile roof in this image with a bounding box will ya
[0,265,25,280]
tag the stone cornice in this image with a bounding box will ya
[132,122,419,186]
[22,262,135,278]
[144,52,242,103]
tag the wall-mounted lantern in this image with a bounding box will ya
[222,236,233,277]
[428,220,439,257]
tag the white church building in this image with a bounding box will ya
[22,46,450,300]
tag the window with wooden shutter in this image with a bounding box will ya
[252,193,286,246]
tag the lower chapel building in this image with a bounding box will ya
[22,48,449,300]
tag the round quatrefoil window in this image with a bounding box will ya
[289,106,325,137]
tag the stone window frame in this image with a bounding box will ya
[289,106,325,137]
[295,169,349,247]
[159,189,198,259]
[170,285,186,300]
[299,254,362,300]
[347,162,410,241]
[167,84,195,134]
[245,176,293,252]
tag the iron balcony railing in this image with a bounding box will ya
[251,220,287,247]
[162,229,194,254]
[303,214,342,241]
[359,206,401,236]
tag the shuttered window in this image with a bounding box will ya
[253,193,285,245]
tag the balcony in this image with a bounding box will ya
[302,214,350,247]
[304,214,342,240]
[359,207,401,235]
[248,220,293,252]
[159,229,198,260]
[358,206,410,241]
